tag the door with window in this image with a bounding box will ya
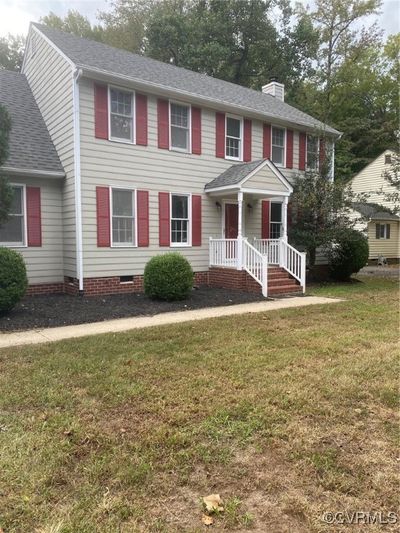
[270,202,282,239]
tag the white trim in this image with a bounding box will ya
[80,66,342,138]
[225,114,243,161]
[170,192,192,247]
[169,100,192,153]
[0,183,27,248]
[73,69,84,292]
[109,186,138,248]
[271,125,286,168]
[108,85,135,144]
[0,167,65,179]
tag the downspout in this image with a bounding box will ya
[73,68,84,294]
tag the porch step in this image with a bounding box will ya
[268,284,302,295]
[267,266,302,296]
[268,277,299,288]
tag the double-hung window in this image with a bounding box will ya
[271,126,285,166]
[270,202,282,239]
[170,103,190,152]
[111,188,136,246]
[376,223,391,240]
[306,135,319,170]
[109,87,134,142]
[171,194,190,245]
[0,185,25,246]
[226,116,242,160]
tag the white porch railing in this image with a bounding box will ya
[242,238,268,297]
[209,237,306,295]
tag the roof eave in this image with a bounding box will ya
[1,166,65,179]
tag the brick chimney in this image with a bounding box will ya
[262,78,285,101]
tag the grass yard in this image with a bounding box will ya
[0,277,399,532]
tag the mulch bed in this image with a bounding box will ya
[0,287,265,332]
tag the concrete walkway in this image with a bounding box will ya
[0,296,343,349]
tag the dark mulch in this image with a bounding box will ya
[0,287,265,332]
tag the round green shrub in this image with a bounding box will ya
[328,229,369,281]
[0,247,28,313]
[144,252,194,301]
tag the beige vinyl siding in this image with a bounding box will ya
[4,178,63,284]
[245,166,289,192]
[22,28,76,277]
[351,150,397,211]
[79,78,298,276]
[367,221,400,259]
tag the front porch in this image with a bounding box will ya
[205,159,306,297]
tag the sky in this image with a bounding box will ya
[0,0,398,39]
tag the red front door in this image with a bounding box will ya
[225,203,238,238]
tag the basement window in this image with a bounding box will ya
[120,275,133,284]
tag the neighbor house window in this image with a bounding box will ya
[270,202,282,239]
[385,154,392,165]
[271,126,285,166]
[376,223,391,239]
[171,194,190,245]
[170,102,190,151]
[0,185,25,246]
[111,188,136,246]
[109,87,134,142]
[306,135,319,170]
[226,116,242,160]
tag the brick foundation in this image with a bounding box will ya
[209,267,262,294]
[26,282,65,296]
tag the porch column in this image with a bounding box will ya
[237,191,243,270]
[282,196,288,242]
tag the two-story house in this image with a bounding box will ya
[0,23,340,297]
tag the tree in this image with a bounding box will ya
[0,105,13,226]
[0,34,25,71]
[381,150,400,213]
[288,146,355,269]
[40,10,105,41]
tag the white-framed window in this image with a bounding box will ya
[306,135,319,170]
[111,188,136,246]
[271,126,285,166]
[225,115,243,160]
[170,193,191,246]
[270,202,282,239]
[376,223,391,240]
[109,87,134,143]
[170,102,191,152]
[0,185,26,247]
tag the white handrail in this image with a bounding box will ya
[209,237,238,268]
[243,238,268,297]
[253,238,281,264]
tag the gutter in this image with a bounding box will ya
[73,68,84,294]
[1,166,65,179]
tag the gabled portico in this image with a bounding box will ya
[205,159,306,297]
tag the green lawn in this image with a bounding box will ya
[0,277,399,532]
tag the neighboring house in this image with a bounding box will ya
[0,23,340,297]
[350,150,400,262]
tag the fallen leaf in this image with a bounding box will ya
[203,494,224,513]
[202,514,213,526]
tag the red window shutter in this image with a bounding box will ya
[243,119,252,162]
[94,84,108,139]
[263,124,271,159]
[137,190,149,246]
[299,132,306,170]
[26,187,42,247]
[286,129,293,168]
[319,138,326,168]
[136,93,148,146]
[157,99,169,149]
[261,200,270,239]
[158,192,170,246]
[96,186,110,247]
[191,107,202,155]
[191,195,202,246]
[215,112,225,158]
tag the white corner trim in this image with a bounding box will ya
[73,68,84,292]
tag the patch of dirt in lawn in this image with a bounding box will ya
[0,287,265,332]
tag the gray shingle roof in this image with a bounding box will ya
[352,202,399,221]
[33,23,340,136]
[0,70,64,175]
[205,159,265,190]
